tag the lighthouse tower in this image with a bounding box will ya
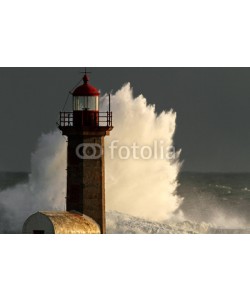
[58,73,113,233]
[22,71,112,234]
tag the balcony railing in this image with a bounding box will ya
[59,111,112,128]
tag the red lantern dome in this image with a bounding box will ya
[72,75,100,96]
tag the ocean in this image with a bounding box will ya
[1,171,250,234]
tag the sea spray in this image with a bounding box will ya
[0,131,67,232]
[0,83,182,233]
[101,84,182,221]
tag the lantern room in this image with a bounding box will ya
[72,74,100,111]
[59,72,112,129]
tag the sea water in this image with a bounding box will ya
[1,171,250,234]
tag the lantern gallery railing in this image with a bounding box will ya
[60,112,73,127]
[59,111,113,128]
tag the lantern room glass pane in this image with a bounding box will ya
[73,96,99,111]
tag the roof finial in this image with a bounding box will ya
[81,68,91,84]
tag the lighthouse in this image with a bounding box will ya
[22,71,113,234]
[59,73,113,233]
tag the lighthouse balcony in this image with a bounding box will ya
[59,111,113,129]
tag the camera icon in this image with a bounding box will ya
[76,143,102,160]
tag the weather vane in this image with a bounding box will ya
[80,67,91,76]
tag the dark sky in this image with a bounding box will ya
[0,67,250,173]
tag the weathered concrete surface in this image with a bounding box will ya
[61,127,111,234]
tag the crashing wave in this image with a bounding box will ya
[106,210,212,234]
[106,211,250,234]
